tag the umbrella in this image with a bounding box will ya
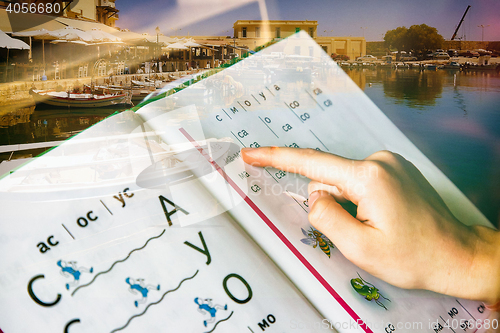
[12,29,58,65]
[51,26,94,42]
[110,29,146,43]
[87,28,121,42]
[166,42,188,50]
[143,34,176,44]
[50,40,90,45]
[182,40,203,67]
[183,41,202,48]
[0,30,30,50]
[1,30,30,81]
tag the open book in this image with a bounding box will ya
[0,32,494,333]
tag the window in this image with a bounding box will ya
[295,27,300,33]
[242,27,247,38]
[255,27,260,37]
[294,46,301,55]
[309,46,314,57]
[275,27,281,38]
[309,27,314,38]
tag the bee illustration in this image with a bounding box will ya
[300,227,334,258]
[351,273,391,310]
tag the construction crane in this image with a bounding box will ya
[451,5,471,40]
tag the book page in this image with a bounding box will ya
[136,31,495,333]
[0,110,331,332]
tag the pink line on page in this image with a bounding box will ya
[179,128,373,333]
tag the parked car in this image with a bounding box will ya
[433,52,450,60]
[424,52,435,60]
[332,54,350,61]
[458,50,480,58]
[447,49,458,57]
[356,55,377,62]
[474,49,492,56]
[401,55,417,61]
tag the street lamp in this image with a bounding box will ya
[360,27,367,38]
[477,24,489,42]
[155,26,160,59]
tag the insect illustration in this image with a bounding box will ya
[351,273,391,310]
[300,227,334,258]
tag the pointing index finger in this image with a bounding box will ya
[241,147,365,203]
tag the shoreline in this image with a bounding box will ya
[0,70,199,112]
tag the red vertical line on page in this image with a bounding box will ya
[179,127,373,333]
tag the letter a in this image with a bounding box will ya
[159,195,189,226]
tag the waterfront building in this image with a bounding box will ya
[69,0,119,27]
[0,0,119,27]
[232,20,366,60]
[175,20,366,60]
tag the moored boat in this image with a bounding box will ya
[30,89,132,108]
[423,64,437,70]
[440,61,461,70]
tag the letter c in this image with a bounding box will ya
[216,115,222,121]
[47,236,59,247]
[64,319,81,333]
[28,275,61,307]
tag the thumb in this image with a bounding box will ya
[308,190,370,260]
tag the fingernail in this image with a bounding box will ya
[308,190,321,207]
[241,147,258,157]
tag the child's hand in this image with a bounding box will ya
[242,147,500,306]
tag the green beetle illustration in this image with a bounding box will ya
[351,273,391,310]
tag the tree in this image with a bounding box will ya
[384,24,444,58]
[384,26,408,52]
[406,24,444,56]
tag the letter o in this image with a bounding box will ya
[222,273,252,304]
[77,217,88,228]
[267,314,276,323]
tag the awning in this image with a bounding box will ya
[194,40,230,46]
[0,29,30,49]
[55,17,119,34]
[0,8,119,34]
[0,8,65,33]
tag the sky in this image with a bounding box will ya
[115,0,500,42]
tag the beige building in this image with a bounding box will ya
[232,20,365,60]
[0,0,119,27]
[67,0,119,27]
[175,21,365,60]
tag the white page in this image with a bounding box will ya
[136,31,494,333]
[0,109,331,332]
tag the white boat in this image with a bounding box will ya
[440,61,461,70]
[30,89,132,108]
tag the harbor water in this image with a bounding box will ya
[1,68,499,226]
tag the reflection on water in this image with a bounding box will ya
[0,105,35,128]
[0,69,499,227]
[347,68,447,107]
[348,68,500,227]
[0,106,128,146]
